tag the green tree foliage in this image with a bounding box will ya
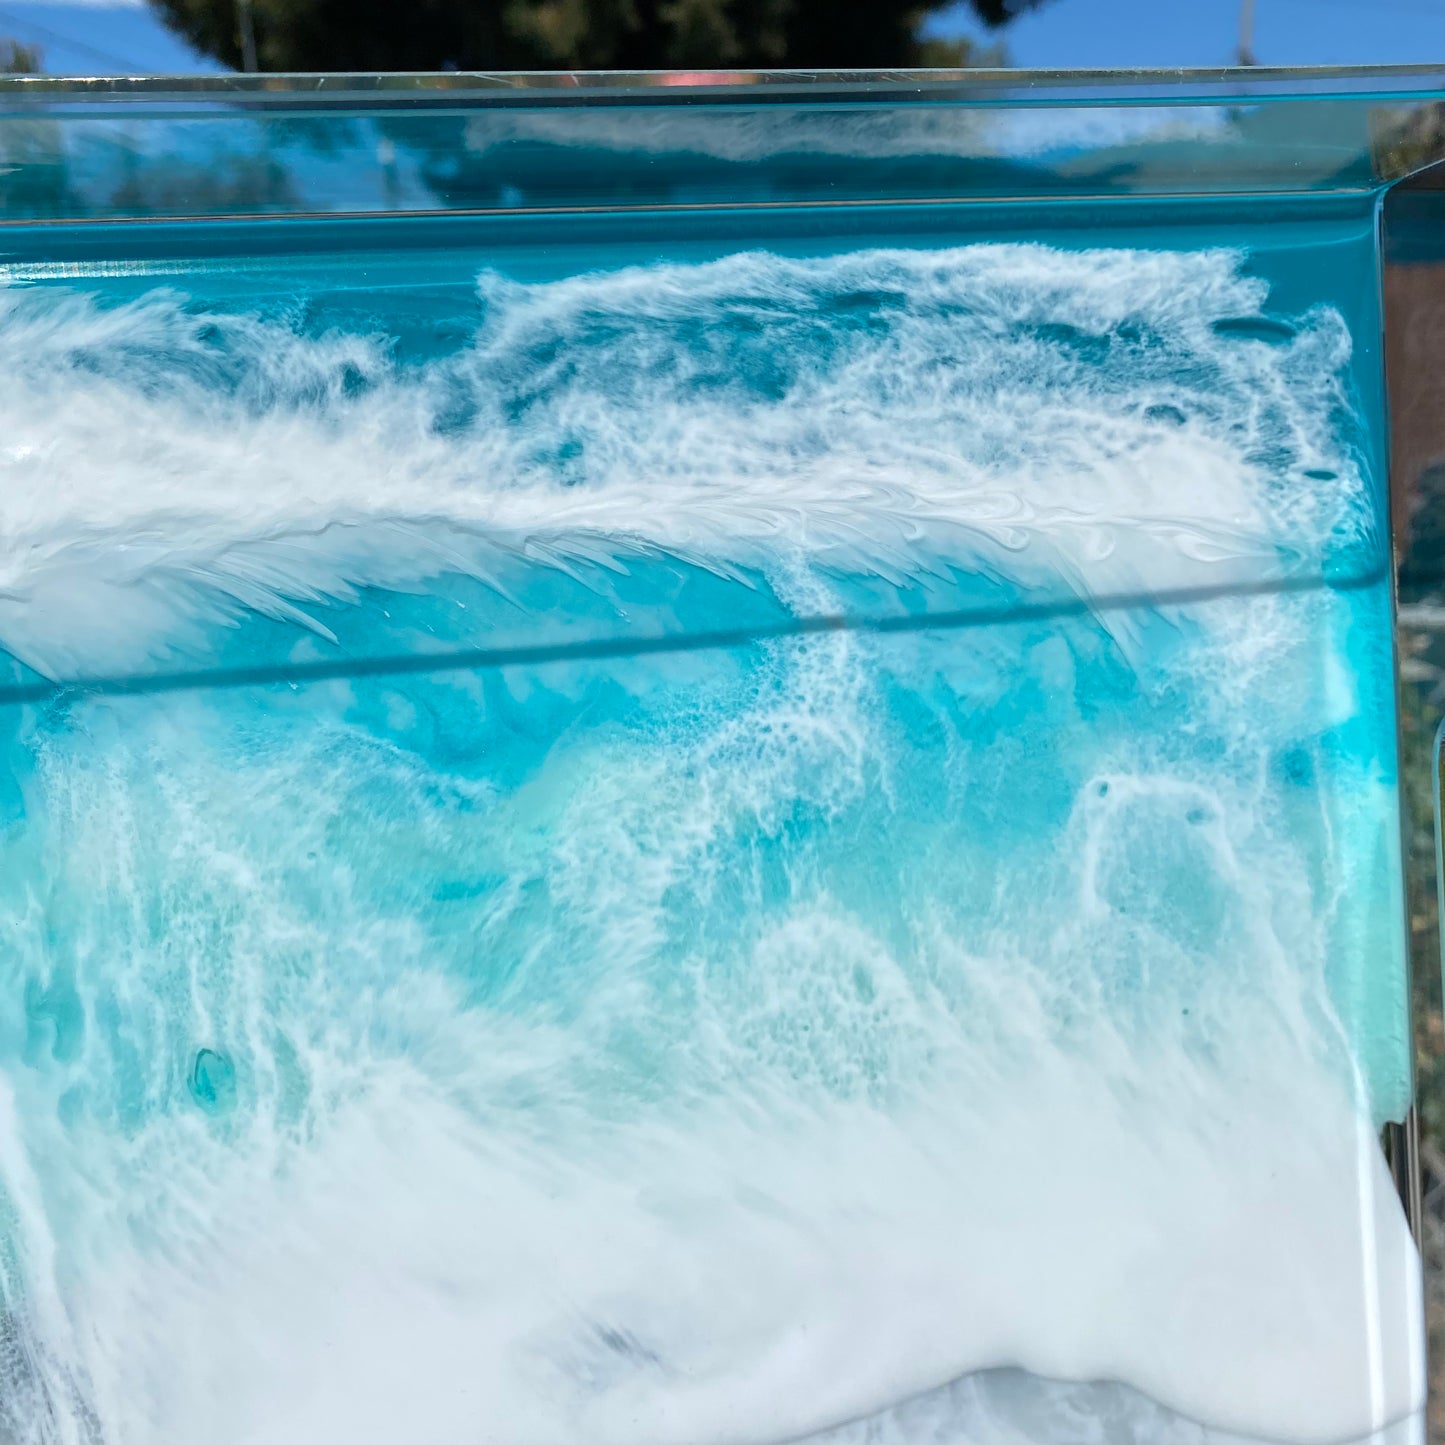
[0,38,42,73]
[152,0,1050,73]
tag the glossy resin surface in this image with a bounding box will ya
[0,68,1441,1445]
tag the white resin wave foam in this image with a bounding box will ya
[0,244,1367,678]
[0,242,1420,1445]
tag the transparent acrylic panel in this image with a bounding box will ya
[0,68,1431,1445]
[3,68,1445,222]
[1385,165,1445,1445]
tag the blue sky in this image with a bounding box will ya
[0,3,217,72]
[0,0,1442,75]
[937,0,1445,68]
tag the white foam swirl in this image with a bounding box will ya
[0,244,1369,678]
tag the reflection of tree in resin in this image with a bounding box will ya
[1395,604,1445,1445]
[1375,101,1445,184]
[0,115,303,220]
[0,116,85,218]
[105,150,297,216]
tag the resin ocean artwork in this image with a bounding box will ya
[0,216,1423,1443]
